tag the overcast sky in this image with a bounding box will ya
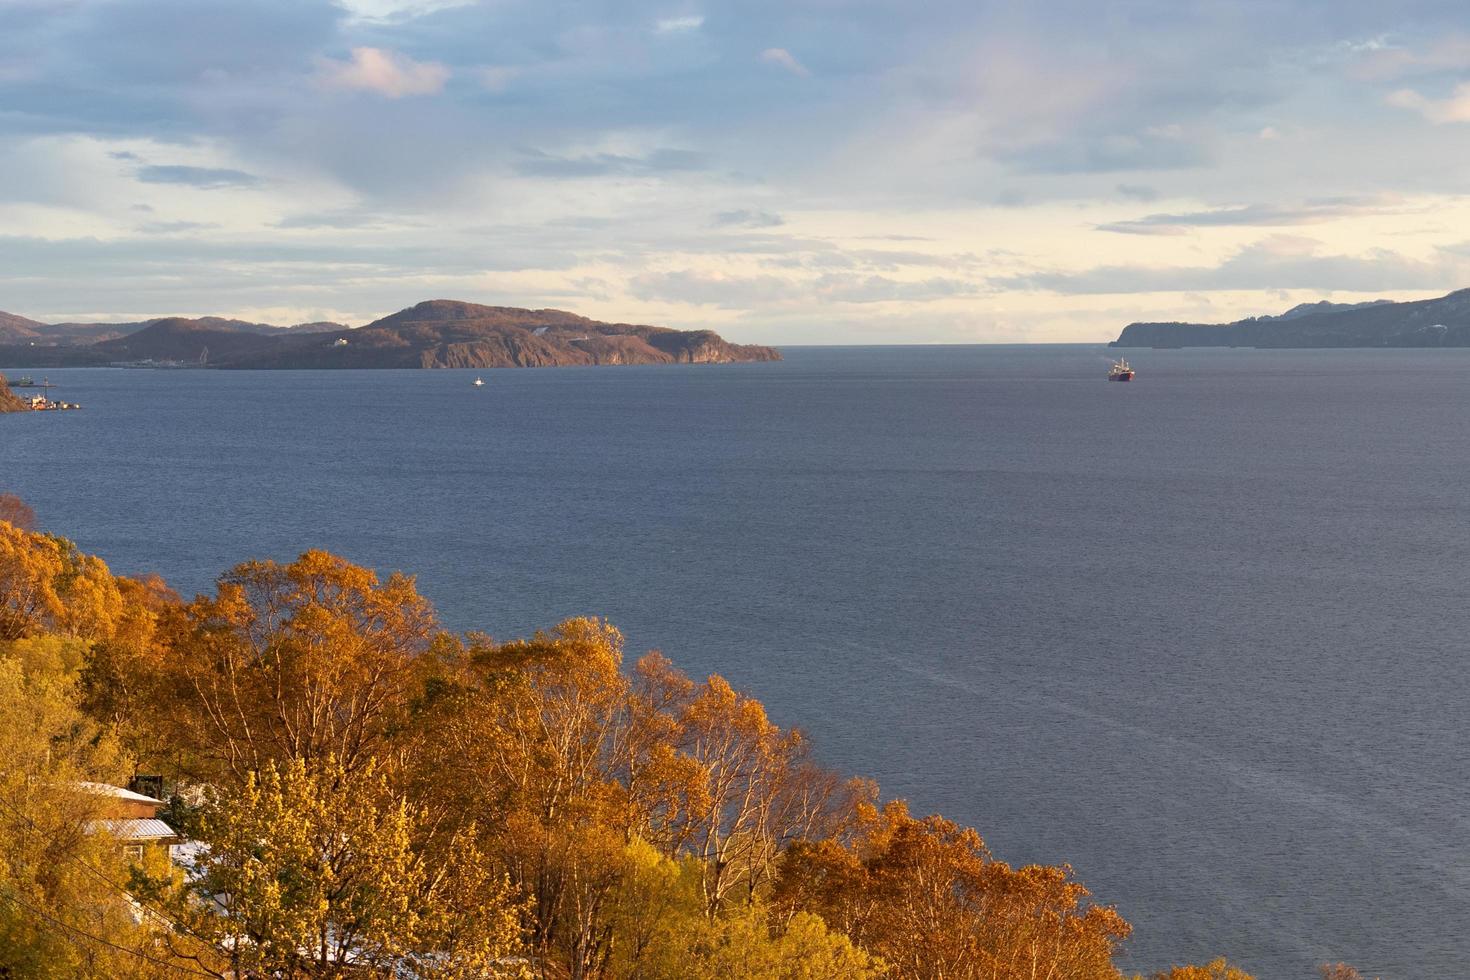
[4,0,1470,341]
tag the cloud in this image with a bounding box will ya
[514,147,707,177]
[138,220,218,233]
[631,269,973,309]
[631,270,797,307]
[816,274,973,304]
[655,15,704,34]
[476,65,519,92]
[998,127,1210,175]
[274,210,388,229]
[338,0,476,21]
[1116,184,1160,202]
[1097,197,1409,235]
[136,165,260,189]
[713,209,785,228]
[12,0,1470,341]
[316,46,449,97]
[1386,82,1470,123]
[997,237,1466,295]
[1351,35,1470,81]
[759,48,809,77]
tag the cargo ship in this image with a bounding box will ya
[1108,358,1135,382]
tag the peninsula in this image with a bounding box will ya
[0,300,781,369]
[1112,288,1470,348]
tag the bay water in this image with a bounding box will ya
[5,346,1469,978]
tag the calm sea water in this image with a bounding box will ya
[5,346,1470,978]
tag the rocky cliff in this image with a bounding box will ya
[0,378,28,413]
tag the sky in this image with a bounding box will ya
[4,0,1470,342]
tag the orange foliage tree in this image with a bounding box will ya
[155,550,439,780]
[0,522,122,642]
[10,534,1301,980]
[0,493,36,531]
[775,801,1130,980]
[1146,959,1256,979]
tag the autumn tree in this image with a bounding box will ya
[156,550,439,780]
[410,620,871,978]
[656,667,868,916]
[80,573,181,765]
[775,801,1129,980]
[606,838,883,980]
[143,755,526,979]
[0,522,167,767]
[0,651,183,978]
[0,523,122,642]
[417,618,637,978]
[0,519,1284,980]
[0,493,36,531]
[1146,960,1255,980]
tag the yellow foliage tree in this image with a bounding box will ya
[430,618,635,977]
[80,573,181,766]
[0,530,1269,980]
[607,837,883,980]
[150,755,525,978]
[0,652,180,978]
[0,523,121,643]
[414,620,871,978]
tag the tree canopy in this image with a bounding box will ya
[0,509,1372,979]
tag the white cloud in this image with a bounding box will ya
[997,235,1470,295]
[316,47,450,98]
[1096,197,1412,235]
[713,208,785,228]
[1351,35,1470,81]
[1386,83,1470,124]
[655,15,704,34]
[337,0,477,21]
[477,66,520,93]
[759,48,810,77]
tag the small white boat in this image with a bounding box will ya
[473,376,485,387]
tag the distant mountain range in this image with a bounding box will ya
[0,312,343,347]
[0,301,780,369]
[1112,289,1470,348]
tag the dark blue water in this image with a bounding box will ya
[5,347,1470,979]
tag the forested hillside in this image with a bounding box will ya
[0,500,1365,979]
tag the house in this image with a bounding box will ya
[80,781,181,861]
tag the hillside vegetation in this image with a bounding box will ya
[0,504,1376,979]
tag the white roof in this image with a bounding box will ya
[92,818,178,842]
[77,781,165,805]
